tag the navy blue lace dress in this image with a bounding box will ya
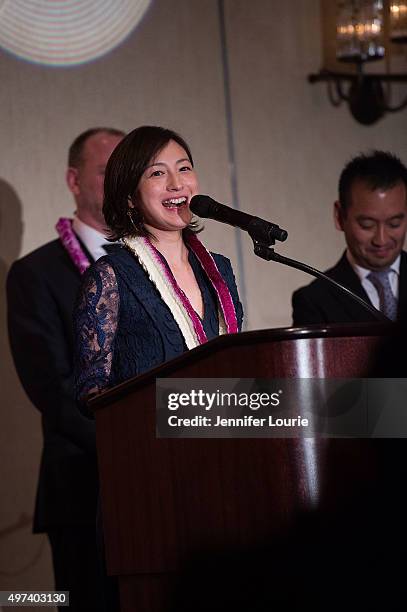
[75,243,243,401]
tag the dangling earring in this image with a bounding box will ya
[127,208,141,232]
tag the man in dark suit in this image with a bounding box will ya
[292,151,407,325]
[6,127,124,610]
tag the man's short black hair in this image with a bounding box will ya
[68,127,125,168]
[339,151,407,213]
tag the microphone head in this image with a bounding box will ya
[189,195,214,218]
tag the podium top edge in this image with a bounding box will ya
[88,322,392,410]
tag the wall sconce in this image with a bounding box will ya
[390,1,407,41]
[309,0,407,125]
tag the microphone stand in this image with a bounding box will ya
[252,238,390,323]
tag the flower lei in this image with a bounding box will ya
[56,218,90,274]
[123,233,238,349]
[56,218,238,348]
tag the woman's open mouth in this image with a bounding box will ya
[162,197,188,209]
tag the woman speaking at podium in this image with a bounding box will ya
[74,125,243,400]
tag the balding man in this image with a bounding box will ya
[7,127,124,610]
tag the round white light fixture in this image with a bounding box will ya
[0,0,152,67]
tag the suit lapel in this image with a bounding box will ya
[328,252,377,321]
[108,246,184,346]
[75,235,95,265]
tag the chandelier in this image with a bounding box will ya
[309,1,407,124]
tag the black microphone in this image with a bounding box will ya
[190,195,288,244]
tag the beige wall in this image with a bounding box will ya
[224,0,407,328]
[1,0,406,596]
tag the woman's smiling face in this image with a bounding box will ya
[135,139,199,234]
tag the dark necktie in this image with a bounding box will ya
[367,268,398,321]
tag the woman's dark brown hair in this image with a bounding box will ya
[103,125,196,239]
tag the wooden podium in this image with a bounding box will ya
[90,324,388,611]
